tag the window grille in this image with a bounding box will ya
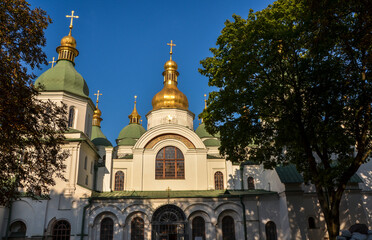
[222,216,235,240]
[100,217,113,240]
[131,217,144,240]
[114,171,124,191]
[155,146,184,179]
[52,220,71,240]
[192,216,205,240]
[214,171,224,190]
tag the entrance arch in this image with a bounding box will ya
[151,205,187,240]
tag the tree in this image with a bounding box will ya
[0,0,68,206]
[200,0,371,239]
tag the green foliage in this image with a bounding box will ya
[200,0,371,238]
[0,0,68,206]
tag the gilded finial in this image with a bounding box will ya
[129,95,141,124]
[92,90,103,127]
[94,90,102,108]
[167,40,176,60]
[49,57,56,68]
[66,10,79,36]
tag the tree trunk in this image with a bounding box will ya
[316,188,342,240]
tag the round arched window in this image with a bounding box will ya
[156,146,184,179]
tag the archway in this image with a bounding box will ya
[151,205,187,240]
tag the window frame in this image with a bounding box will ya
[68,107,75,128]
[131,217,144,240]
[114,171,124,191]
[52,220,71,240]
[100,217,114,240]
[214,171,224,190]
[155,146,185,179]
[192,216,206,240]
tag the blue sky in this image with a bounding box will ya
[29,0,274,144]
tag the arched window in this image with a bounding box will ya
[214,171,224,190]
[131,217,144,240]
[114,171,124,191]
[52,220,71,240]
[192,216,205,240]
[100,217,113,240]
[308,217,316,229]
[222,216,235,240]
[248,176,255,190]
[68,107,75,128]
[265,221,277,240]
[84,157,87,170]
[9,221,26,237]
[155,146,184,179]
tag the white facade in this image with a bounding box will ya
[1,49,371,240]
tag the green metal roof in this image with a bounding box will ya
[350,173,363,183]
[275,165,304,183]
[117,138,137,146]
[195,123,220,138]
[35,60,89,98]
[203,139,221,147]
[91,126,112,147]
[117,123,146,142]
[91,189,276,199]
[275,165,363,184]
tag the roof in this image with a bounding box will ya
[117,138,137,146]
[275,165,304,183]
[91,189,276,199]
[203,138,221,147]
[275,165,362,184]
[117,123,146,144]
[91,126,112,147]
[35,60,89,98]
[195,123,220,138]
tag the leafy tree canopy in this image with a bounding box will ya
[200,0,371,239]
[0,0,68,206]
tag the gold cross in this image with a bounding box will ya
[167,40,176,60]
[134,95,137,104]
[66,10,79,34]
[94,90,102,107]
[49,57,56,68]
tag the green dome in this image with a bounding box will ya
[203,139,221,147]
[91,126,112,147]
[195,123,220,138]
[35,60,89,98]
[118,138,137,146]
[117,123,146,141]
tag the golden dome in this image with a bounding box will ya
[164,60,178,71]
[152,85,189,110]
[152,60,188,110]
[92,107,103,127]
[152,40,188,111]
[60,35,77,48]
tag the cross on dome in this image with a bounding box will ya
[94,90,102,107]
[167,40,176,60]
[66,10,79,35]
[49,57,56,68]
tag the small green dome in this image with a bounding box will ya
[91,126,112,147]
[35,60,89,98]
[117,123,146,142]
[195,123,220,138]
[118,138,137,146]
[203,139,221,147]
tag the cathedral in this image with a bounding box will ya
[0,14,371,240]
